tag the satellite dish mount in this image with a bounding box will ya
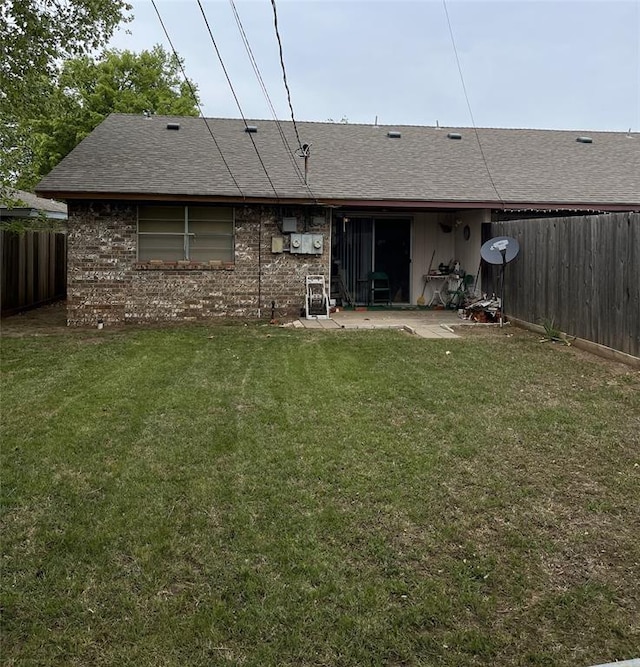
[480,236,520,327]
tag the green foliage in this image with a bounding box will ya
[540,318,572,346]
[1,0,132,114]
[0,190,65,232]
[19,47,199,188]
[1,3,198,192]
[0,214,65,234]
[0,0,132,193]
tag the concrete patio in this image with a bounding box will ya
[293,309,465,339]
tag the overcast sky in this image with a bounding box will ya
[108,0,640,131]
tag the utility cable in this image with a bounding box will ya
[196,0,280,201]
[230,2,307,186]
[270,0,304,153]
[229,0,318,202]
[442,0,504,207]
[229,0,301,177]
[150,0,244,198]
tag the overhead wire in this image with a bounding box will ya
[442,0,504,208]
[196,0,280,201]
[228,1,300,175]
[150,0,244,198]
[269,0,304,153]
[228,0,317,201]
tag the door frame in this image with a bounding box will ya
[331,213,414,305]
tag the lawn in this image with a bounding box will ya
[1,323,639,666]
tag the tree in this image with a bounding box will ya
[1,0,132,118]
[1,0,131,196]
[19,47,200,188]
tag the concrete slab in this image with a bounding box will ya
[298,318,340,329]
[318,319,340,329]
[301,319,323,328]
[412,325,460,339]
[295,309,463,338]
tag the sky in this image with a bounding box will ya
[108,0,640,132]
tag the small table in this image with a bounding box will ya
[422,274,449,306]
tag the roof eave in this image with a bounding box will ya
[34,190,640,213]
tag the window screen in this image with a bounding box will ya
[138,205,234,262]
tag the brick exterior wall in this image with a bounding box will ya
[66,201,331,325]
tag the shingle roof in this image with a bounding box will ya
[36,113,640,208]
[0,189,67,218]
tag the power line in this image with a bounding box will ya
[228,0,318,202]
[442,0,504,207]
[150,0,244,198]
[229,0,299,172]
[229,1,303,181]
[196,0,280,201]
[269,0,304,153]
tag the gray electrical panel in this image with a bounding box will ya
[290,233,323,255]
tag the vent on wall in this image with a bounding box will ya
[166,123,180,131]
[387,131,401,139]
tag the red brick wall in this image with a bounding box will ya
[66,201,331,325]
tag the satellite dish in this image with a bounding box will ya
[480,236,520,327]
[480,236,520,265]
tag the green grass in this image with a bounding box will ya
[2,324,639,666]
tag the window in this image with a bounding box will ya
[137,205,234,262]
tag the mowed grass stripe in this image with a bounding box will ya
[1,325,638,666]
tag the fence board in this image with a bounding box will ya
[490,212,639,358]
[1,230,67,316]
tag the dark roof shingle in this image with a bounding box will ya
[36,114,640,207]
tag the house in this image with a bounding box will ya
[1,190,68,222]
[35,114,639,325]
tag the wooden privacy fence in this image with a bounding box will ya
[1,229,67,317]
[488,212,639,358]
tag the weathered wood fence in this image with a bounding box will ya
[487,212,639,357]
[1,229,67,317]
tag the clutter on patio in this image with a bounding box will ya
[460,295,502,323]
[419,258,506,323]
[421,259,476,310]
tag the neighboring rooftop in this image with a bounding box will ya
[36,114,640,210]
[1,190,68,220]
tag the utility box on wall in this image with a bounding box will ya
[271,236,284,253]
[290,233,323,255]
[282,217,298,233]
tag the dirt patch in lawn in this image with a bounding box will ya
[1,301,70,336]
[458,322,639,376]
[0,301,247,338]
